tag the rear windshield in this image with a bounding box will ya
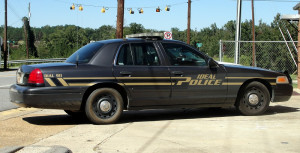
[66,42,104,64]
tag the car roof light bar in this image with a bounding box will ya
[126,33,164,40]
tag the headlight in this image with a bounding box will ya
[276,76,289,84]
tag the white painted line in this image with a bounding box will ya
[0,74,15,77]
[0,85,12,88]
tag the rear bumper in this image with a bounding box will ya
[272,84,293,102]
[9,84,85,110]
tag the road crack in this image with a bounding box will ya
[93,122,132,152]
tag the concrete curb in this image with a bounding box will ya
[0,146,23,153]
[0,146,72,153]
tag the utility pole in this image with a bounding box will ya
[293,3,300,89]
[116,0,124,38]
[187,0,191,45]
[3,0,8,69]
[251,0,256,67]
[28,3,31,26]
[235,0,242,64]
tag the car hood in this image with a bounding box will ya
[223,63,272,71]
[220,63,284,77]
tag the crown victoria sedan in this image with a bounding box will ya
[10,35,293,124]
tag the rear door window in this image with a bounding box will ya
[117,44,133,65]
[117,43,160,66]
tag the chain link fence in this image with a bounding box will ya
[219,41,298,74]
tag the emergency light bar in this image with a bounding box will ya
[126,33,164,40]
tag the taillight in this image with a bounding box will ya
[28,68,44,84]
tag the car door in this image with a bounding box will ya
[160,42,227,105]
[113,42,171,107]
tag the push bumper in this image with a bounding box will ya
[9,84,85,110]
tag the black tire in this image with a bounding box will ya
[237,81,270,116]
[64,110,86,118]
[85,88,123,124]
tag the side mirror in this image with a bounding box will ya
[208,58,218,68]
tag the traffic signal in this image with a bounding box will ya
[156,7,160,12]
[138,8,144,14]
[129,8,134,14]
[165,6,170,11]
[101,7,106,13]
[70,4,75,10]
[79,5,83,11]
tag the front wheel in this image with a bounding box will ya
[85,88,123,124]
[237,81,270,116]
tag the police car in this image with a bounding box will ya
[10,33,293,124]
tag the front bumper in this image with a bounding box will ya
[272,84,293,102]
[9,84,85,110]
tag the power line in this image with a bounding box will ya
[7,1,24,26]
[53,0,201,10]
[9,19,21,26]
[7,2,22,19]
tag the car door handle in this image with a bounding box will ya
[171,71,183,76]
[120,71,132,76]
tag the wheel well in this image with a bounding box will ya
[234,79,272,106]
[80,83,128,111]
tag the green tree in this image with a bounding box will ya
[128,23,145,34]
[92,25,116,40]
[222,20,236,40]
[46,25,89,57]
[171,27,186,42]
[23,17,38,58]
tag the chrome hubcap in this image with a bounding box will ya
[248,94,259,105]
[99,100,112,113]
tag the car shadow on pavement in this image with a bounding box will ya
[22,115,90,125]
[265,105,300,115]
[119,108,239,123]
[119,105,299,123]
[22,105,299,125]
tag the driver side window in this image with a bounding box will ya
[162,43,207,66]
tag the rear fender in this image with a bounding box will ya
[80,82,129,111]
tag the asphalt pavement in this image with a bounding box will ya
[0,70,18,111]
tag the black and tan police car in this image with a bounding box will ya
[10,33,293,124]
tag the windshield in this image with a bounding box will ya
[66,42,104,64]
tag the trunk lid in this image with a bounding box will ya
[16,62,76,86]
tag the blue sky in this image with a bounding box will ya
[0,0,299,31]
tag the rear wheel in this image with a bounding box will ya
[237,81,270,116]
[85,88,123,124]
